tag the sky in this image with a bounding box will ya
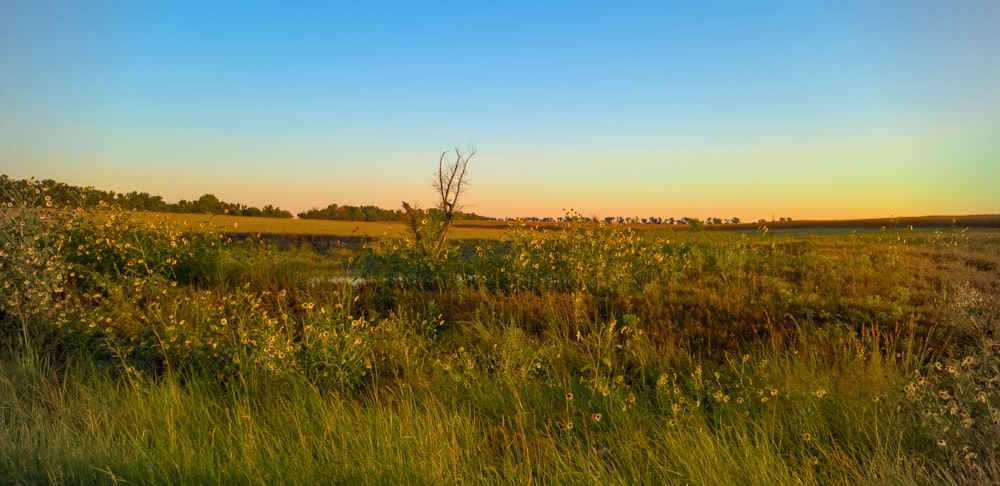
[2,0,999,221]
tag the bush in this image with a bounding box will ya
[0,176,80,333]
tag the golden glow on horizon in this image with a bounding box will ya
[3,125,996,222]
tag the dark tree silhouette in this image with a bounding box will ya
[402,146,475,258]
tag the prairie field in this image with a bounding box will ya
[132,212,509,240]
[3,184,1000,484]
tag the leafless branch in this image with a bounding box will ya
[402,145,475,259]
[431,146,474,256]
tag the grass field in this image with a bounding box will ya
[3,194,1000,484]
[133,211,510,240]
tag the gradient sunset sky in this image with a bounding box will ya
[2,1,998,221]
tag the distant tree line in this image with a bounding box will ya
[507,215,749,226]
[297,203,495,222]
[297,204,404,222]
[1,176,499,222]
[3,176,785,224]
[0,176,293,218]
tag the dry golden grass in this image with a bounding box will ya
[717,214,1000,231]
[134,212,508,240]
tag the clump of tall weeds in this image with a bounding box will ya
[0,176,82,350]
[475,212,673,296]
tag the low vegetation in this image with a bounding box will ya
[2,177,999,484]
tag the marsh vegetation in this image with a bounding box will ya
[2,176,999,484]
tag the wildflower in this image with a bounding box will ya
[814,389,828,399]
[939,390,951,400]
[770,388,778,396]
[565,421,573,430]
[592,413,602,422]
[803,433,812,442]
[937,439,947,448]
[565,392,574,401]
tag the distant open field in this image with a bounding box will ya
[717,214,1000,231]
[133,212,508,239]
[457,214,1000,231]
[135,212,1000,239]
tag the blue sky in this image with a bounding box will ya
[2,1,999,220]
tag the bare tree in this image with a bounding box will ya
[402,145,475,259]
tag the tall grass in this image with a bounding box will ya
[2,180,999,484]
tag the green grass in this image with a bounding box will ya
[2,193,999,484]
